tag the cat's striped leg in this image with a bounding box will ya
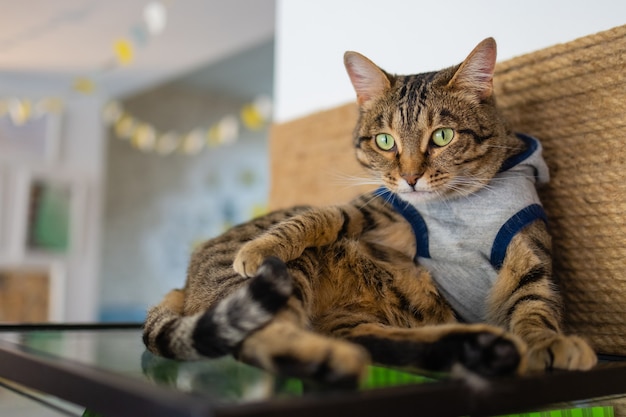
[233,204,368,277]
[235,297,371,387]
[333,322,525,376]
[143,257,293,360]
[236,255,371,386]
[488,221,597,371]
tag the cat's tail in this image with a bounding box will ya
[143,257,293,360]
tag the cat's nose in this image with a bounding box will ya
[401,173,419,187]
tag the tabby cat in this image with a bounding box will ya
[143,38,597,386]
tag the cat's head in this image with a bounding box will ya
[344,38,520,205]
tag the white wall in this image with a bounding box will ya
[275,0,626,123]
[60,96,105,322]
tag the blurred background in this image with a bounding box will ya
[0,0,623,323]
[0,0,275,323]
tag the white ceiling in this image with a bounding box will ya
[0,0,275,98]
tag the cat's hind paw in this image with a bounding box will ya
[527,334,597,371]
[454,328,526,376]
[239,323,370,388]
[272,340,370,388]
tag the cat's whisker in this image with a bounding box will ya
[448,177,494,191]
[358,189,390,209]
[482,144,524,150]
[442,178,500,206]
[445,185,481,203]
[329,171,384,190]
[326,171,385,204]
[459,173,541,183]
[330,172,383,187]
[487,175,541,181]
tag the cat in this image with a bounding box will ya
[143,38,597,387]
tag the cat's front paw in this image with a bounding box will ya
[234,241,277,277]
[527,334,597,371]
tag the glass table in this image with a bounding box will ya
[0,324,625,417]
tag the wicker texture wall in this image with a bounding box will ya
[494,25,626,355]
[270,25,626,355]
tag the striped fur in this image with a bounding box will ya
[144,207,308,357]
[143,256,293,359]
[143,38,596,385]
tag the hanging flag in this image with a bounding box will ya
[8,99,32,126]
[131,123,157,151]
[72,77,96,94]
[180,129,205,154]
[114,39,135,65]
[155,131,181,155]
[114,113,136,139]
[130,24,149,47]
[144,2,167,35]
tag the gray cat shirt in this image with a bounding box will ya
[377,133,550,322]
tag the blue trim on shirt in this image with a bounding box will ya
[375,131,545,268]
[499,133,538,173]
[490,204,548,269]
[375,187,430,260]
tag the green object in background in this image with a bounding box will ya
[29,181,70,252]
[362,365,433,388]
[82,410,105,417]
[496,406,614,417]
[360,368,615,417]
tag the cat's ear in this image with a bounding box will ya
[447,37,497,101]
[344,51,391,107]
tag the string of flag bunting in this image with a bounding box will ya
[0,97,64,126]
[0,94,273,155]
[102,95,273,155]
[74,0,170,94]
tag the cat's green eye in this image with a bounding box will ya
[431,128,455,147]
[375,133,395,151]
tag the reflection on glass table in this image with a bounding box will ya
[0,379,84,417]
[0,325,625,417]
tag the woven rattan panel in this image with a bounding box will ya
[269,103,362,209]
[493,25,626,355]
[270,25,626,355]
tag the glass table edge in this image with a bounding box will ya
[0,324,625,417]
